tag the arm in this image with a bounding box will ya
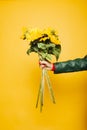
[39,55,87,74]
[54,55,87,74]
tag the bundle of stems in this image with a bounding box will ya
[36,68,55,112]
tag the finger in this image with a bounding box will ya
[40,64,46,68]
[39,61,41,65]
[39,60,49,65]
[39,61,46,66]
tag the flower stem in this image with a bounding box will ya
[36,81,41,108]
[40,69,45,112]
[36,64,55,112]
[45,70,56,104]
[36,69,45,112]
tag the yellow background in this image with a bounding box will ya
[0,0,87,130]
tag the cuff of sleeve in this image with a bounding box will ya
[51,63,56,71]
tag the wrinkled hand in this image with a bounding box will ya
[39,60,53,70]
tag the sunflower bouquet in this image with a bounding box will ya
[21,27,61,111]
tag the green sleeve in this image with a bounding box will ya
[54,55,87,74]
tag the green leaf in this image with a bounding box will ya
[55,44,61,50]
[38,43,46,50]
[33,46,39,52]
[26,45,39,55]
[52,44,61,61]
[46,43,55,48]
[27,48,32,55]
[39,52,52,61]
[40,52,47,59]
[45,54,52,61]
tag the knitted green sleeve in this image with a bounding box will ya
[54,55,87,74]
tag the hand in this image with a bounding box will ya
[39,60,54,71]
